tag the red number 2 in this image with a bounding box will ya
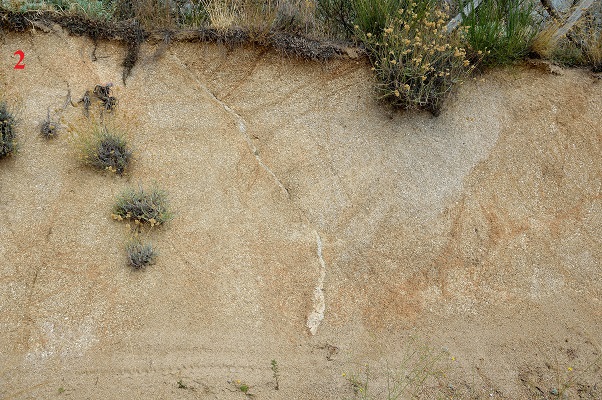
[14,50,25,69]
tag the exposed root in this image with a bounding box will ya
[0,10,355,64]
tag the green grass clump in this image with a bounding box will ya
[126,238,157,269]
[460,0,539,66]
[112,185,173,226]
[359,0,475,115]
[317,0,405,39]
[0,101,17,159]
[77,125,132,174]
[350,0,403,37]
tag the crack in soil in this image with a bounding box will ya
[171,52,332,335]
[307,230,327,335]
[170,53,290,199]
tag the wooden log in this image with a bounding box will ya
[446,0,486,32]
[550,0,595,42]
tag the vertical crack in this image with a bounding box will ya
[307,230,326,335]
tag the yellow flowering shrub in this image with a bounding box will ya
[358,1,475,115]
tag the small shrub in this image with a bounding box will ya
[126,239,157,269]
[271,1,316,35]
[547,42,585,68]
[0,101,17,158]
[359,1,475,115]
[40,110,59,139]
[40,120,59,139]
[112,0,182,29]
[316,0,353,38]
[460,0,539,66]
[77,125,132,174]
[351,0,404,37]
[342,340,451,399]
[112,185,173,226]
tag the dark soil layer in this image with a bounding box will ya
[0,9,352,83]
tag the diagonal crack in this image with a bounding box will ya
[171,54,290,198]
[307,230,327,335]
[170,53,328,335]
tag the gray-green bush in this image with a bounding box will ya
[126,239,158,269]
[0,101,17,158]
[76,125,132,175]
[112,185,173,226]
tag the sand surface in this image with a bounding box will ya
[1,27,601,399]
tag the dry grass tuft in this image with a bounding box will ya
[202,0,241,29]
[533,10,602,72]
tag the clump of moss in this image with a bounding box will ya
[112,185,173,226]
[77,125,132,174]
[0,101,17,158]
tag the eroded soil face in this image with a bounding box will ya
[1,29,601,399]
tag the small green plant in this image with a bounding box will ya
[343,368,369,398]
[270,1,316,35]
[176,379,188,389]
[177,0,209,27]
[57,387,65,394]
[359,1,475,115]
[460,0,539,66]
[0,101,17,159]
[112,184,173,226]
[350,0,404,37]
[126,238,158,269]
[271,359,280,390]
[342,340,451,399]
[77,125,132,174]
[232,379,253,396]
